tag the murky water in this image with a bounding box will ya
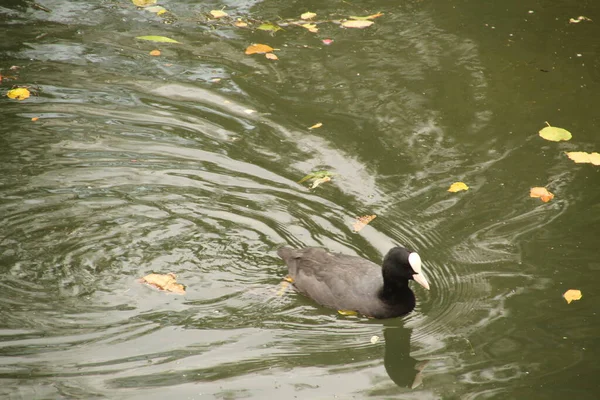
[1,1,599,399]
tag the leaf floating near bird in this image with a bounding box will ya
[353,214,376,232]
[140,273,186,294]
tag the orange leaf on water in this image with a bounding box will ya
[353,215,376,232]
[140,273,186,294]
[530,187,554,202]
[149,49,161,56]
[448,182,469,192]
[245,43,274,55]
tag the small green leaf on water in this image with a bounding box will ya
[539,123,572,142]
[136,35,180,43]
[257,23,282,32]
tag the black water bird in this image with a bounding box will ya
[277,246,430,319]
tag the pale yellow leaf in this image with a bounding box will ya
[301,23,318,33]
[310,176,331,189]
[308,122,322,129]
[342,20,374,28]
[563,289,582,304]
[301,12,317,20]
[132,0,156,7]
[265,53,278,60]
[210,10,228,18]
[140,273,185,294]
[566,151,600,166]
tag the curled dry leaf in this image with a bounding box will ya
[308,122,322,129]
[530,187,554,202]
[245,43,274,55]
[6,87,30,100]
[448,182,469,192]
[140,273,186,294]
[566,151,600,165]
[569,16,592,24]
[341,20,374,28]
[563,289,582,304]
[210,10,228,18]
[265,53,278,60]
[310,176,331,189]
[301,12,316,20]
[149,49,161,56]
[353,214,376,232]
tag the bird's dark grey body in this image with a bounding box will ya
[277,247,421,319]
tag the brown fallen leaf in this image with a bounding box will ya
[530,187,554,202]
[140,273,186,294]
[353,214,376,232]
[245,43,274,55]
[563,289,582,304]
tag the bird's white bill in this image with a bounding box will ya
[413,272,430,290]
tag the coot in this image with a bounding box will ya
[277,246,430,319]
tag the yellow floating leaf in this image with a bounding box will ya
[370,335,379,344]
[448,182,469,192]
[308,122,322,129]
[566,151,600,165]
[136,35,180,43]
[276,280,291,297]
[301,12,316,20]
[349,12,384,20]
[235,20,248,27]
[7,87,30,100]
[337,310,358,316]
[539,123,572,141]
[341,20,374,28]
[530,187,554,202]
[310,176,331,189]
[132,0,156,7]
[569,16,592,24]
[245,43,274,55]
[265,53,278,60]
[140,273,185,294]
[31,117,39,121]
[563,289,582,304]
[149,49,161,56]
[301,23,318,33]
[353,214,376,232]
[210,10,228,18]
